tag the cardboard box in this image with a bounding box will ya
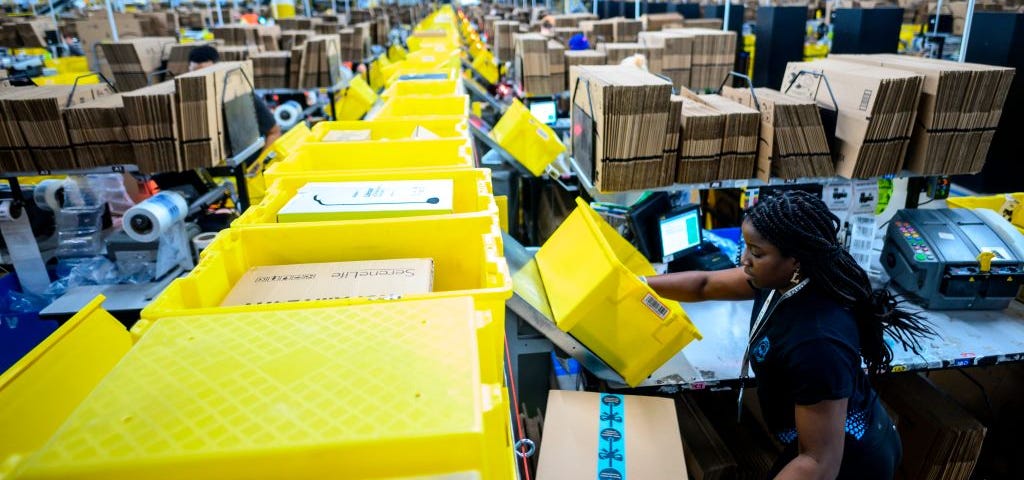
[276,180,455,222]
[536,390,688,480]
[220,258,435,306]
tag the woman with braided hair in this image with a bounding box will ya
[646,190,933,480]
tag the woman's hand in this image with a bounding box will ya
[774,398,848,480]
[645,267,755,303]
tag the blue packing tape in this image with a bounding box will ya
[596,393,626,480]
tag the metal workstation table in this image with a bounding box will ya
[505,235,1024,393]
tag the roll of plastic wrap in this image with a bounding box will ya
[32,179,64,212]
[123,191,188,243]
[274,100,303,129]
[0,200,50,294]
[191,232,218,259]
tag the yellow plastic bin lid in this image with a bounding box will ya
[14,298,514,480]
[0,296,132,477]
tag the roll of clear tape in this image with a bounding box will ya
[0,199,51,294]
[32,179,65,212]
[191,232,218,259]
[274,100,303,129]
[123,191,188,243]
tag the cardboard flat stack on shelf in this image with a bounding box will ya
[515,34,562,95]
[252,51,292,89]
[830,54,1015,175]
[122,81,180,173]
[642,13,686,31]
[676,95,726,183]
[278,16,319,31]
[354,22,374,58]
[875,374,987,480]
[782,59,925,178]
[9,18,53,48]
[64,93,132,168]
[639,31,694,90]
[218,45,258,62]
[548,13,598,28]
[662,95,684,185]
[612,17,643,42]
[493,20,519,62]
[175,61,255,169]
[664,28,736,91]
[701,93,760,180]
[564,50,607,91]
[336,28,364,61]
[210,25,260,47]
[280,29,315,51]
[684,18,724,29]
[166,43,207,77]
[100,37,176,92]
[570,65,673,192]
[258,29,280,51]
[315,21,345,35]
[135,11,179,37]
[599,42,665,73]
[722,86,834,180]
[0,84,113,171]
[299,35,342,88]
[580,19,616,44]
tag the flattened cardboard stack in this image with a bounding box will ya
[218,45,256,62]
[299,35,342,88]
[722,86,834,180]
[315,22,345,35]
[579,19,615,44]
[612,17,643,42]
[639,31,694,90]
[166,43,206,77]
[665,28,735,90]
[830,54,1015,175]
[280,29,315,51]
[676,95,726,183]
[123,81,180,173]
[65,93,132,168]
[599,42,664,73]
[548,40,566,85]
[549,13,597,27]
[662,95,684,185]
[570,65,673,192]
[564,50,606,91]
[136,11,179,37]
[278,17,318,31]
[684,18,724,29]
[0,84,112,171]
[701,93,760,180]
[875,374,986,480]
[252,51,292,89]
[210,25,259,46]
[641,12,685,31]
[100,37,176,92]
[353,22,374,58]
[782,59,924,178]
[175,61,255,169]
[493,20,519,62]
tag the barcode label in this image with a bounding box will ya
[851,240,873,250]
[859,89,873,111]
[643,294,669,319]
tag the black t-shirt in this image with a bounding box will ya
[748,284,879,445]
[254,97,277,137]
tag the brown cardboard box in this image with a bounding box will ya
[536,390,688,480]
[782,59,924,178]
[220,259,434,306]
[569,65,673,192]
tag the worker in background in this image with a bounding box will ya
[645,191,934,479]
[188,45,282,155]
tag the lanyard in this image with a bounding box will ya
[736,278,810,422]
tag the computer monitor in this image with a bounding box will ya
[659,205,702,262]
[529,99,557,125]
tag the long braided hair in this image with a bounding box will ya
[745,190,934,375]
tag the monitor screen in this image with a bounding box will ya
[529,100,557,125]
[659,207,702,260]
